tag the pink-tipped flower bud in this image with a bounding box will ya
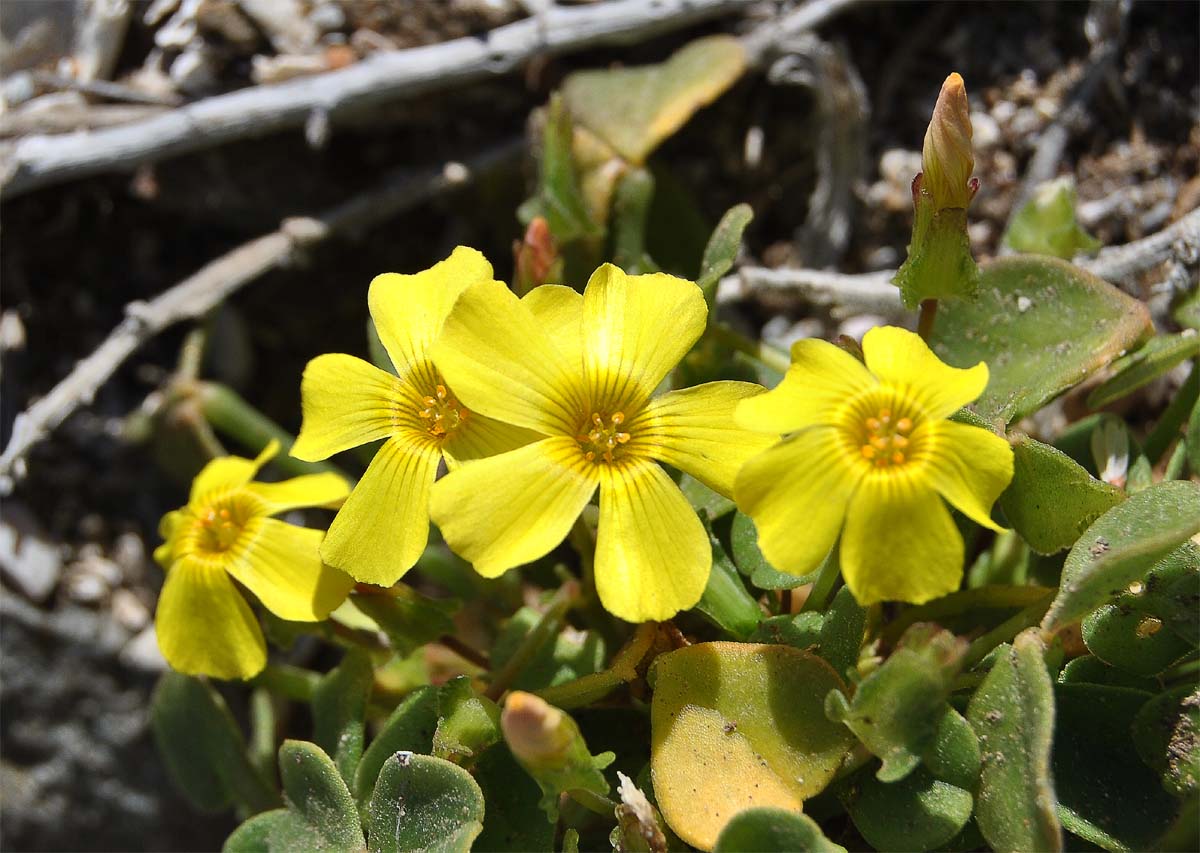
[501,691,573,769]
[921,73,975,211]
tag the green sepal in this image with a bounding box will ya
[893,192,979,309]
[432,676,501,766]
[350,586,458,657]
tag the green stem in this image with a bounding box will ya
[248,687,276,783]
[917,298,939,341]
[800,545,841,613]
[882,585,1054,644]
[568,788,618,818]
[176,325,209,381]
[961,592,1055,670]
[251,664,321,703]
[536,623,657,710]
[708,323,792,375]
[1143,360,1198,465]
[486,582,578,700]
[1162,656,1200,685]
[569,517,620,647]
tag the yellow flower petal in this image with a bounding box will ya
[581,264,707,411]
[632,381,776,498]
[433,280,585,436]
[735,339,876,434]
[734,427,863,577]
[321,434,441,586]
[840,475,964,605]
[156,556,266,680]
[155,510,184,568]
[227,519,354,621]
[291,353,416,462]
[594,457,710,622]
[430,437,599,578]
[861,326,988,420]
[189,440,278,504]
[441,411,539,470]
[368,246,494,378]
[915,420,1013,533]
[523,284,584,373]
[244,472,351,515]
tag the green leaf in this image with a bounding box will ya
[1054,684,1180,851]
[354,686,438,804]
[223,810,295,853]
[966,629,1062,853]
[931,255,1152,424]
[432,676,501,766]
[749,611,823,650]
[843,766,973,852]
[817,586,866,679]
[611,166,657,273]
[350,587,458,656]
[999,435,1125,555]
[313,648,373,788]
[152,672,278,815]
[561,35,747,165]
[731,511,813,589]
[1189,390,1200,476]
[697,204,753,308]
[825,624,966,782]
[474,745,555,852]
[1175,286,1200,330]
[1058,655,1159,691]
[1132,686,1200,797]
[1003,177,1101,259]
[922,707,981,791]
[679,472,735,519]
[278,740,364,851]
[649,642,853,850]
[367,752,484,853]
[491,606,605,693]
[1081,542,1199,676]
[694,533,764,640]
[1087,331,1200,409]
[1043,480,1200,631]
[715,807,846,852]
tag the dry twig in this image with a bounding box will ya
[1078,206,1200,283]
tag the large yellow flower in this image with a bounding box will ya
[734,326,1013,605]
[154,442,354,680]
[428,264,775,622]
[290,247,535,585]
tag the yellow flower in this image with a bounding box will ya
[154,442,353,680]
[428,264,775,622]
[290,247,536,585]
[733,326,1013,605]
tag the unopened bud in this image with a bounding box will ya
[922,73,975,211]
[501,691,573,769]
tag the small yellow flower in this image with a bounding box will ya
[428,264,775,622]
[154,442,353,680]
[734,326,1013,605]
[290,247,536,585]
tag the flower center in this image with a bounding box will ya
[859,407,914,468]
[190,495,256,555]
[419,384,468,438]
[577,411,630,464]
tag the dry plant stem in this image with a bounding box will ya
[916,299,938,341]
[438,634,492,670]
[717,266,904,319]
[252,663,321,702]
[741,0,867,64]
[960,591,1056,670]
[0,139,522,496]
[0,0,753,198]
[485,582,578,701]
[798,548,841,614]
[1078,206,1200,283]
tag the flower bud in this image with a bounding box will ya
[921,73,975,211]
[501,691,574,769]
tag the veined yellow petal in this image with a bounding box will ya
[915,420,1013,532]
[189,440,278,504]
[291,353,415,462]
[734,427,862,577]
[523,284,584,374]
[245,472,351,515]
[841,475,963,605]
[156,556,266,680]
[433,280,585,436]
[430,436,598,578]
[321,434,441,586]
[155,510,185,568]
[441,411,539,470]
[581,264,707,411]
[594,457,710,622]
[735,339,876,434]
[369,246,494,379]
[227,519,354,621]
[632,381,776,498]
[861,326,988,420]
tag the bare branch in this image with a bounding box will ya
[718,265,903,318]
[1078,206,1200,283]
[0,140,522,495]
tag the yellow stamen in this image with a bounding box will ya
[578,411,631,464]
[859,405,917,469]
[418,383,468,438]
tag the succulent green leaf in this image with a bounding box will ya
[999,434,1124,555]
[731,511,814,589]
[966,630,1062,853]
[1058,655,1159,691]
[842,766,973,852]
[1054,684,1181,850]
[817,586,866,678]
[694,533,764,640]
[1003,177,1101,259]
[313,648,373,787]
[354,686,438,804]
[826,624,966,782]
[561,35,747,165]
[1081,542,1199,676]
[1043,480,1200,631]
[931,255,1152,424]
[749,612,823,650]
[367,752,484,853]
[432,676,501,766]
[697,204,754,308]
[473,745,555,852]
[350,587,458,657]
[223,809,295,853]
[714,807,846,852]
[1088,331,1200,409]
[491,606,605,693]
[1132,686,1200,797]
[649,642,853,850]
[278,740,364,851]
[922,707,981,791]
[152,672,278,815]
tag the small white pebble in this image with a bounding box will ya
[1017,296,1032,312]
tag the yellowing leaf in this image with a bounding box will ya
[562,36,747,165]
[650,642,853,850]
